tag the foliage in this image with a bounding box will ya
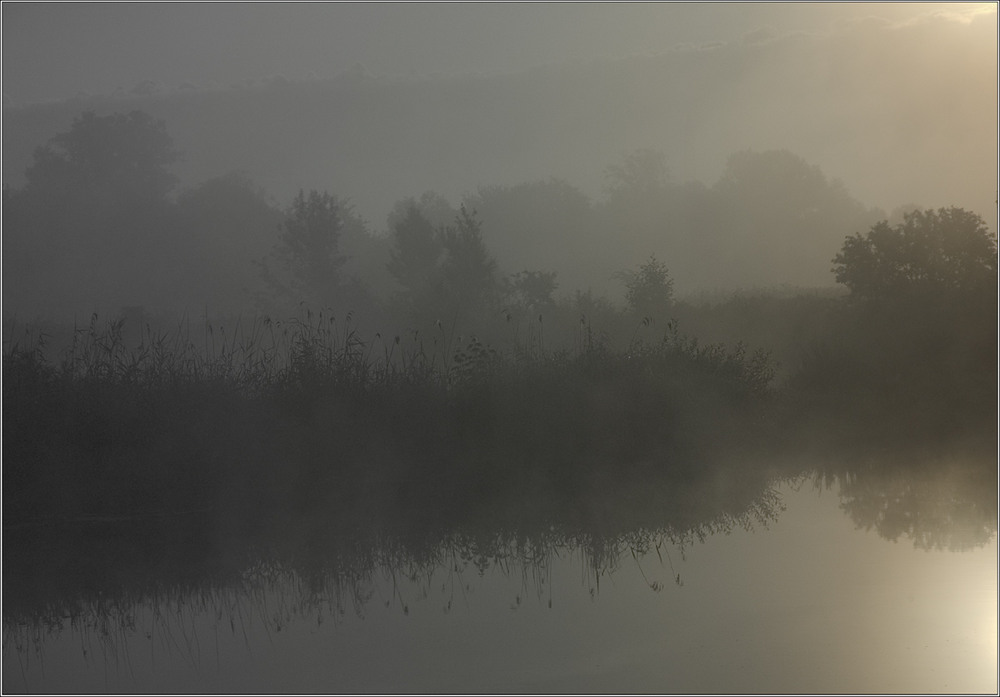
[173,173,284,310]
[715,149,830,204]
[622,255,674,319]
[386,190,457,232]
[780,208,999,451]
[24,110,179,206]
[832,207,998,302]
[386,203,443,299]
[4,110,183,316]
[260,189,350,308]
[385,204,499,332]
[2,307,777,531]
[603,148,669,200]
[5,290,995,636]
[503,270,558,312]
[437,205,499,314]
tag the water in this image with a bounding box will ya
[4,467,996,694]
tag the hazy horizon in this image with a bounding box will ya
[2,2,997,311]
[4,3,995,106]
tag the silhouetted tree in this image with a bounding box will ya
[386,204,443,302]
[386,191,457,232]
[833,207,997,303]
[437,205,498,315]
[622,255,674,319]
[23,110,179,207]
[797,207,998,438]
[3,110,182,316]
[384,204,499,334]
[337,213,394,309]
[175,172,283,311]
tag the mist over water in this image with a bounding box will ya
[2,3,997,694]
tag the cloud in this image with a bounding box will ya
[741,26,778,46]
[831,15,894,34]
[893,3,997,27]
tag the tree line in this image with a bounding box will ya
[2,110,996,381]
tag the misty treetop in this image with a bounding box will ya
[622,255,675,321]
[603,148,671,200]
[437,205,498,308]
[384,203,500,335]
[23,110,180,205]
[4,111,187,314]
[259,189,350,309]
[387,203,447,298]
[386,190,458,232]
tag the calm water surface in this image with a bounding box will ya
[4,473,996,694]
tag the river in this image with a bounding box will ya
[4,458,995,694]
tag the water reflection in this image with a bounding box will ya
[3,454,784,629]
[812,448,997,551]
[4,449,996,693]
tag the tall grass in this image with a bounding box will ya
[3,307,777,528]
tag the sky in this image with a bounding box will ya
[3,2,995,106]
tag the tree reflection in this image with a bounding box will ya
[813,449,997,551]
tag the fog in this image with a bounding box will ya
[3,2,996,317]
[2,4,997,694]
[6,3,988,103]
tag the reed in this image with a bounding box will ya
[3,305,782,557]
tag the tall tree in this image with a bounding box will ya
[833,207,997,302]
[825,207,997,428]
[260,190,348,309]
[386,203,443,302]
[24,110,179,208]
[437,205,498,314]
[175,172,283,311]
[385,203,499,333]
[4,110,182,317]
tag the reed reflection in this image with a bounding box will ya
[3,448,783,633]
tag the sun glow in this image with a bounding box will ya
[980,562,1000,687]
[894,2,998,27]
